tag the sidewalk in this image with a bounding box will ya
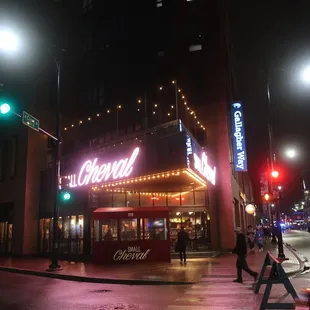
[0,243,301,287]
[166,244,302,309]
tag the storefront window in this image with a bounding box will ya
[77,215,84,238]
[120,219,137,241]
[77,215,84,254]
[113,192,125,207]
[194,191,206,205]
[94,219,118,241]
[70,216,76,238]
[169,212,183,241]
[168,193,181,206]
[144,218,167,240]
[126,192,139,207]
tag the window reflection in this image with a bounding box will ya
[113,192,125,207]
[126,192,139,207]
[120,219,137,241]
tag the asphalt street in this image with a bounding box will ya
[0,271,187,310]
[283,229,310,261]
[1,230,309,310]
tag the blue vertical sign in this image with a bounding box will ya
[231,102,248,171]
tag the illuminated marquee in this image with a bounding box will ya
[193,152,216,185]
[68,147,140,187]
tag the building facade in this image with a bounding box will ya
[0,0,256,257]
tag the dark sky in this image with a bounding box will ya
[230,1,310,212]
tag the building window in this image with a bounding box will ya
[157,0,163,7]
[83,0,92,12]
[144,218,167,240]
[120,219,138,241]
[189,44,202,52]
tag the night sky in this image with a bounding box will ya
[231,1,310,212]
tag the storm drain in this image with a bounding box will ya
[92,289,112,293]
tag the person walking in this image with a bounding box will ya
[256,225,264,252]
[233,227,258,283]
[176,226,189,265]
[247,225,255,254]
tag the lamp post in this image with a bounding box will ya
[0,29,64,270]
[276,185,286,259]
[48,52,62,271]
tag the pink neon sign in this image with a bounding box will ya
[69,147,140,187]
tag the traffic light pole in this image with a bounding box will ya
[48,54,62,271]
[276,191,286,260]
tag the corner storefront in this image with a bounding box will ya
[38,121,216,263]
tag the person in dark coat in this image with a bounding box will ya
[233,227,258,283]
[177,226,189,264]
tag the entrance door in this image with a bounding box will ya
[0,222,13,253]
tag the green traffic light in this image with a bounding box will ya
[61,191,71,201]
[0,103,11,114]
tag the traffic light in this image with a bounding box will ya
[0,103,11,115]
[59,177,71,202]
[271,170,279,178]
[60,191,71,201]
[264,193,270,201]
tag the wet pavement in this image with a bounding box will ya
[0,271,185,310]
[0,233,304,309]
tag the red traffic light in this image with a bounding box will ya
[264,193,270,201]
[271,170,279,178]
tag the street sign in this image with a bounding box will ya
[22,111,39,131]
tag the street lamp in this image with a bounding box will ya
[0,103,11,114]
[1,28,63,271]
[0,30,18,51]
[302,67,310,83]
[285,148,297,159]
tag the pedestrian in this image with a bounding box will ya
[256,225,264,252]
[233,227,258,283]
[176,226,189,265]
[247,225,255,254]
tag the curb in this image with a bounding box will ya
[284,243,305,275]
[0,265,194,286]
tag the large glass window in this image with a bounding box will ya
[113,192,125,207]
[195,191,206,205]
[144,218,167,240]
[182,191,194,205]
[126,192,139,207]
[77,215,84,254]
[153,195,166,206]
[120,219,137,241]
[94,219,118,241]
[100,192,112,207]
[140,193,153,207]
[168,193,181,206]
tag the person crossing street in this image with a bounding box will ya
[232,227,258,283]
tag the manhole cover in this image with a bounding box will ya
[92,289,112,293]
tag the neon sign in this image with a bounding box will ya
[193,152,216,185]
[68,147,140,187]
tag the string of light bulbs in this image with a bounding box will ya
[63,80,206,132]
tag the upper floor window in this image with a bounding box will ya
[83,0,93,12]
[189,44,202,52]
[157,0,163,7]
